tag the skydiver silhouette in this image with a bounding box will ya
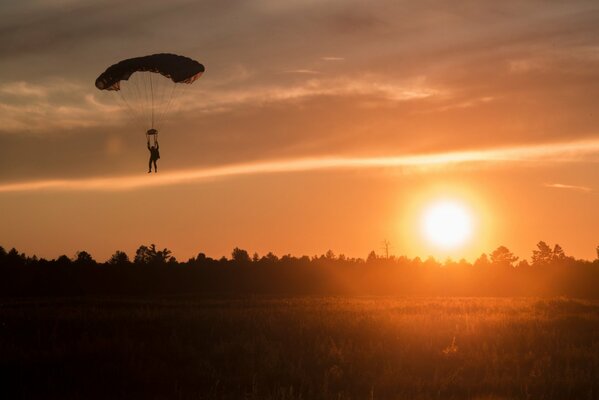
[148,139,160,173]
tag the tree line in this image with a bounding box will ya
[1,242,598,298]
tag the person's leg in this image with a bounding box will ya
[153,159,157,172]
[148,157,152,173]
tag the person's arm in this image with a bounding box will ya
[147,141,151,150]
[156,141,159,150]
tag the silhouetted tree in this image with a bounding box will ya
[232,247,251,264]
[474,253,490,268]
[424,256,441,268]
[532,241,553,266]
[147,244,172,264]
[596,245,599,261]
[134,245,151,265]
[108,251,130,265]
[55,255,71,267]
[5,248,26,267]
[131,244,173,265]
[281,254,295,263]
[552,244,566,261]
[444,257,456,267]
[367,251,378,263]
[325,250,336,260]
[262,252,279,263]
[252,252,260,262]
[75,251,95,266]
[490,246,518,267]
[195,253,207,265]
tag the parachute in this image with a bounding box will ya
[95,53,205,140]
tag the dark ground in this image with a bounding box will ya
[1,296,598,399]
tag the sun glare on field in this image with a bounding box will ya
[421,200,473,249]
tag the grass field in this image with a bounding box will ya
[1,297,598,399]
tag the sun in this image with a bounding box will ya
[420,199,473,249]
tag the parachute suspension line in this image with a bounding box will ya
[138,73,146,129]
[116,74,145,126]
[143,72,150,130]
[150,72,155,129]
[162,82,190,128]
[133,83,145,124]
[146,78,152,129]
[146,131,158,146]
[155,76,171,128]
[153,81,163,128]
[132,73,147,130]
[168,82,190,127]
[178,81,192,116]
[156,83,177,128]
[116,88,144,129]
[131,75,140,120]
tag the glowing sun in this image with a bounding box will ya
[421,200,473,249]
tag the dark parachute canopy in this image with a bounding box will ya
[95,53,204,132]
[95,53,204,91]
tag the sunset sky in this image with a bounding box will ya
[0,0,597,262]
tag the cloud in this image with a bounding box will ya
[0,80,122,133]
[326,9,384,34]
[543,183,593,193]
[508,59,545,73]
[182,74,439,114]
[0,73,438,134]
[283,69,322,74]
[425,96,496,113]
[321,57,345,61]
[0,1,192,59]
[1,138,597,193]
[0,81,48,98]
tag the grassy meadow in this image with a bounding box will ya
[1,296,598,399]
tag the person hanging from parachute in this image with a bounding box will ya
[94,53,204,173]
[147,129,160,173]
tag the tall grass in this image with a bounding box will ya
[1,297,598,399]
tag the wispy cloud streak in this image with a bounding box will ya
[0,75,436,133]
[544,183,593,192]
[1,138,597,193]
[283,69,322,74]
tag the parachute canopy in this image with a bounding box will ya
[95,53,204,131]
[95,53,204,91]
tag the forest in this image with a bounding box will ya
[2,241,598,298]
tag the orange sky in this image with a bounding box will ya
[0,1,597,261]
